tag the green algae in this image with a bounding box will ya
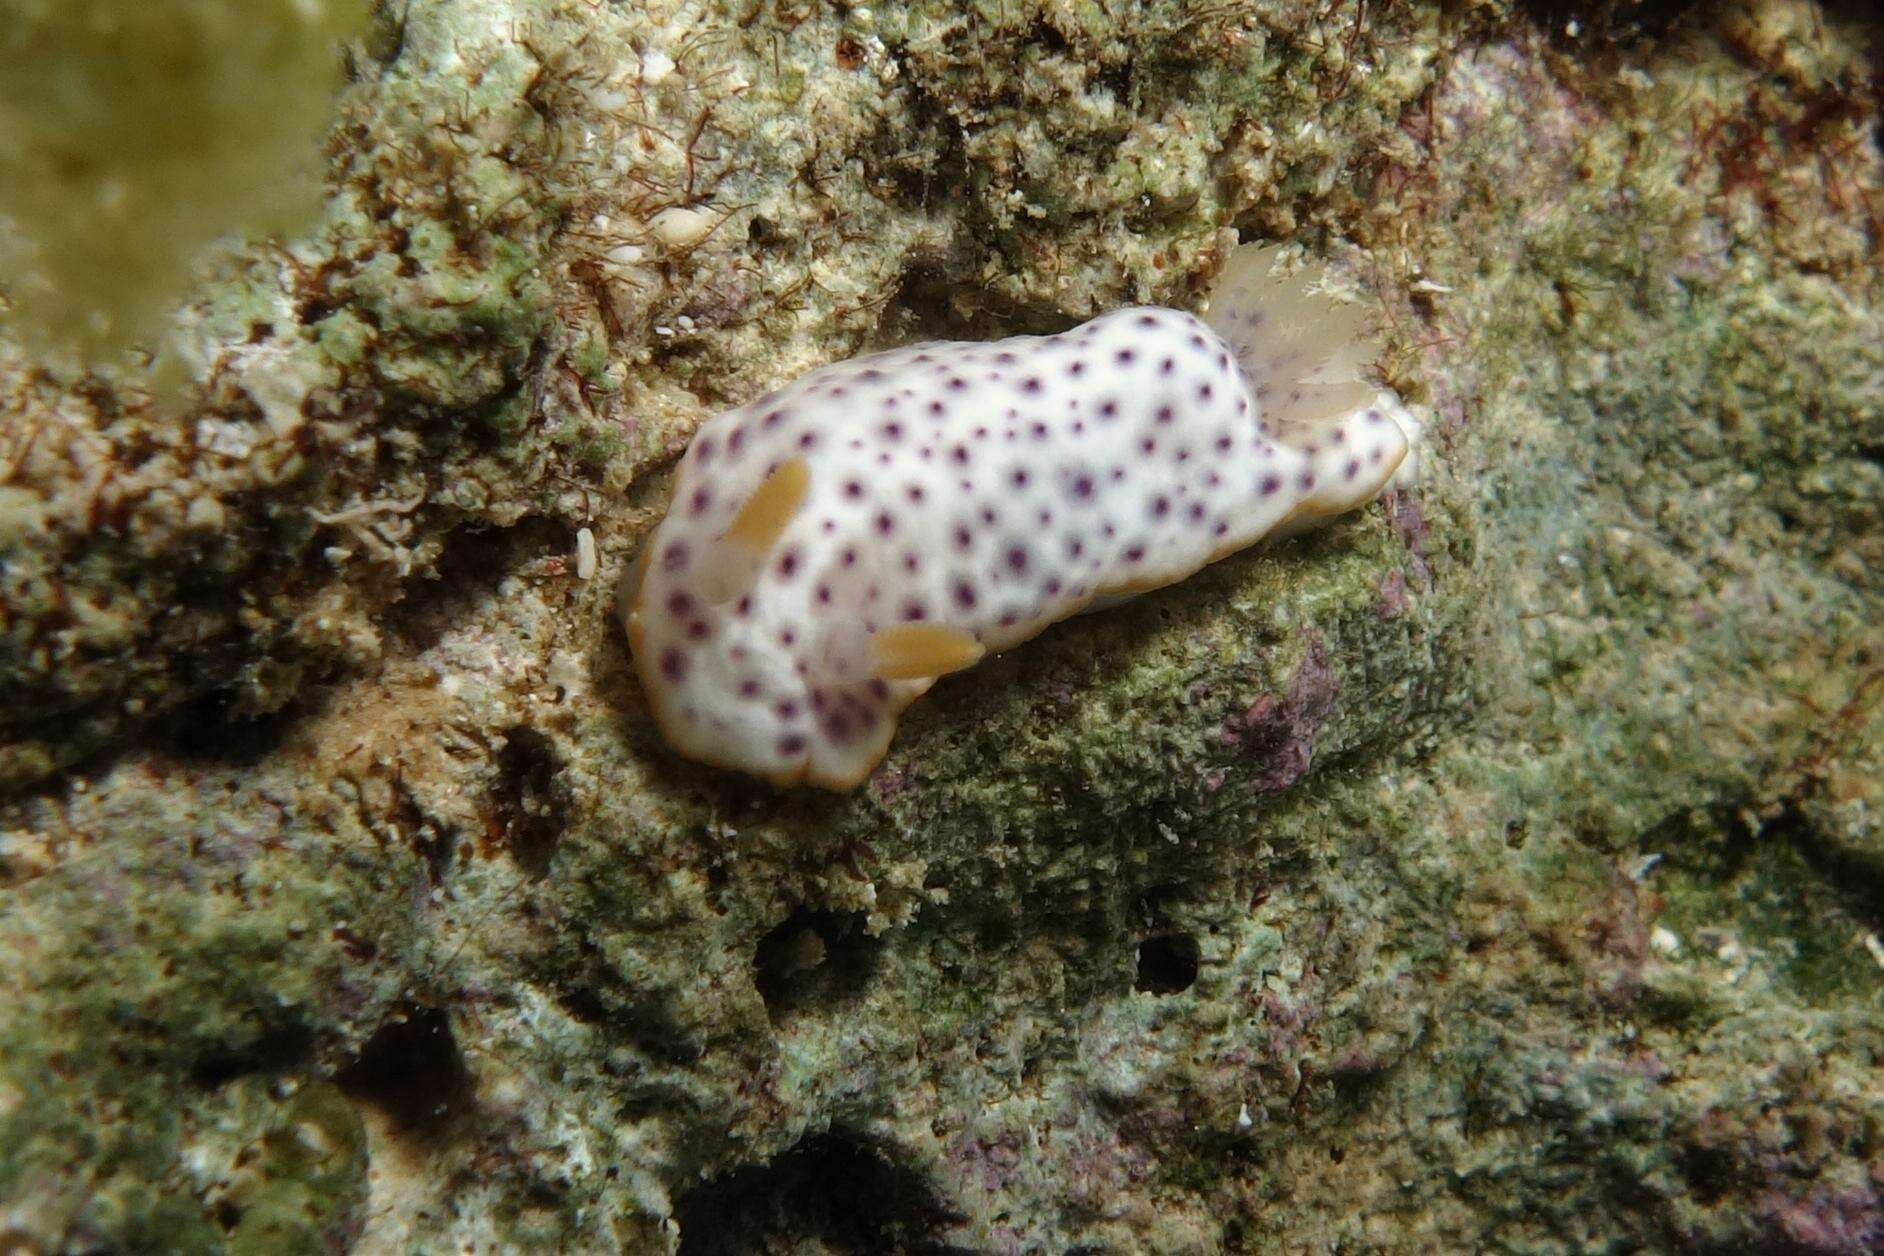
[0,0,374,361]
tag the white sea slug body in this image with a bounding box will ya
[623,244,1420,789]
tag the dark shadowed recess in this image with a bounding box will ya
[753,908,882,1023]
[1515,0,1719,46]
[1135,931,1201,994]
[674,1131,972,1256]
[493,725,566,877]
[335,1002,474,1137]
[384,515,572,652]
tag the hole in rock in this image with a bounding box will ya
[674,1131,969,1256]
[492,726,565,877]
[753,909,881,1023]
[191,1021,314,1088]
[1135,931,1200,994]
[336,1002,473,1136]
[386,516,570,651]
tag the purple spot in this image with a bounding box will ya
[1159,357,1175,375]
[777,700,800,719]
[1030,422,1049,439]
[817,584,834,605]
[882,421,904,440]
[661,542,690,573]
[666,590,694,617]
[1011,468,1030,489]
[695,436,717,464]
[841,547,859,567]
[1099,400,1119,419]
[1071,474,1094,500]
[844,479,864,499]
[736,595,754,616]
[951,444,971,464]
[954,526,973,550]
[798,432,818,450]
[902,601,927,621]
[928,400,947,417]
[1006,546,1029,574]
[824,712,854,742]
[686,620,711,641]
[1141,438,1157,455]
[659,648,687,682]
[1215,435,1234,452]
[1198,383,1214,401]
[875,512,895,535]
[780,628,798,646]
[1260,474,1282,495]
[777,550,800,578]
[1115,348,1136,365]
[981,508,999,525]
[1188,502,1207,522]
[778,734,807,756]
[740,679,761,698]
[995,351,1018,365]
[762,408,786,429]
[1150,496,1171,519]
[903,553,921,573]
[1155,405,1174,425]
[948,377,968,391]
[1124,544,1146,562]
[1370,448,1384,464]
[727,429,746,455]
[1067,361,1086,377]
[688,487,713,514]
[1044,578,1063,596]
[869,680,890,700]
[1137,314,1160,328]
[1214,521,1230,537]
[1066,538,1084,559]
[1021,377,1043,394]
[1299,472,1316,491]
[953,580,978,609]
[1345,459,1361,480]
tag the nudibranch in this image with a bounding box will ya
[622,243,1421,789]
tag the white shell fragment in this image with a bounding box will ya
[576,527,598,581]
[623,243,1421,788]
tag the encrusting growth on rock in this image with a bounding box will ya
[622,243,1422,788]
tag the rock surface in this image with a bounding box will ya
[1,0,1879,1251]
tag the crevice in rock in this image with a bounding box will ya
[491,726,566,878]
[385,515,571,652]
[753,908,881,1024]
[1135,931,1200,995]
[190,1021,315,1089]
[674,1131,969,1256]
[335,1002,473,1138]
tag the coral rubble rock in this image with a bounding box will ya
[1,0,1880,1252]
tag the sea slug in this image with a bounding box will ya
[622,243,1421,788]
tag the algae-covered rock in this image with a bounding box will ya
[1,0,1879,1251]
